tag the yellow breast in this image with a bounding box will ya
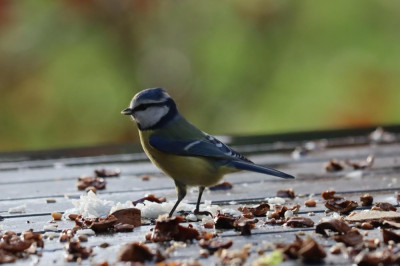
[139,130,235,187]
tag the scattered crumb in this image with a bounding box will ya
[345,170,363,179]
[8,204,27,214]
[369,127,396,143]
[99,242,110,248]
[43,224,58,232]
[140,175,150,181]
[267,197,285,205]
[215,244,251,265]
[75,229,95,236]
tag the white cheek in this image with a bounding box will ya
[134,106,170,129]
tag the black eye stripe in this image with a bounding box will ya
[132,101,168,112]
[133,104,148,112]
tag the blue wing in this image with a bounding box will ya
[149,134,252,162]
[149,135,294,179]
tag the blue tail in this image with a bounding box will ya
[229,160,294,179]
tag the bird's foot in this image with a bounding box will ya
[193,209,213,218]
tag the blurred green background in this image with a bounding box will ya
[1,0,400,152]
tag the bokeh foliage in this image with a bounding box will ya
[0,0,400,151]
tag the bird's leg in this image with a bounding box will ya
[193,186,213,217]
[169,181,187,217]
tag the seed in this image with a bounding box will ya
[51,212,62,220]
[305,199,317,207]
[361,222,373,230]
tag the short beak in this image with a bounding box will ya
[121,107,133,115]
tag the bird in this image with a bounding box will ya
[121,88,294,217]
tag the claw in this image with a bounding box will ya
[193,210,213,218]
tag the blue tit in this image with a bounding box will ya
[122,88,294,217]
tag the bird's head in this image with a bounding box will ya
[121,88,178,130]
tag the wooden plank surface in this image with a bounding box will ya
[1,127,400,265]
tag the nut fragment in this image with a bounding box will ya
[298,237,327,262]
[329,243,344,255]
[382,229,400,244]
[325,199,358,214]
[68,214,79,220]
[354,249,399,265]
[75,215,118,233]
[332,229,363,246]
[64,239,92,262]
[321,190,342,200]
[214,214,236,229]
[345,155,374,169]
[117,242,154,262]
[360,194,373,206]
[78,235,88,242]
[111,208,141,227]
[345,210,400,224]
[285,217,314,228]
[94,168,120,177]
[114,223,134,232]
[238,203,270,217]
[372,202,397,212]
[149,216,199,242]
[198,239,233,254]
[382,220,400,229]
[316,218,351,236]
[209,181,233,191]
[276,236,326,262]
[132,194,166,205]
[276,189,295,199]
[76,176,106,191]
[325,159,344,172]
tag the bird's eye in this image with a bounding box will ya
[133,104,148,112]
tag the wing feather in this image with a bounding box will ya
[149,135,252,162]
